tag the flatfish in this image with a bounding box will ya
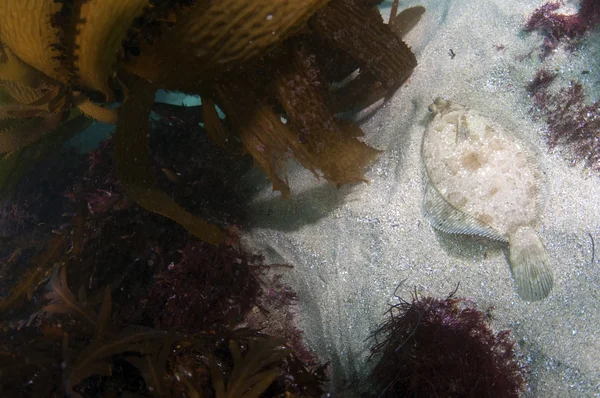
[422,97,553,301]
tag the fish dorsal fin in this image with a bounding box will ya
[422,182,507,242]
[522,143,547,219]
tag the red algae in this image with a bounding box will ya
[0,99,328,396]
[367,289,526,397]
[524,1,600,170]
[143,239,262,333]
[524,0,600,57]
[528,71,600,170]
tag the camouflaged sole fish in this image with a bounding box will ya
[422,97,553,302]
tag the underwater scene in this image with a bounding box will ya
[0,0,599,396]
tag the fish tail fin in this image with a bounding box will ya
[508,226,553,301]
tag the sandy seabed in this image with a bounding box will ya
[241,0,600,396]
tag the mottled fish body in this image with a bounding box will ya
[422,97,553,301]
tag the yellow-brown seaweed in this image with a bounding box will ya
[114,72,226,245]
[0,0,420,244]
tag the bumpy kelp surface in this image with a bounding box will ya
[73,0,151,99]
[0,1,65,83]
[123,0,329,88]
[0,0,419,244]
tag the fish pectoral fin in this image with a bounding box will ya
[422,182,506,241]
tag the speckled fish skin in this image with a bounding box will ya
[422,97,553,301]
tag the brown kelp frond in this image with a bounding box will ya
[50,0,81,84]
[215,78,305,199]
[34,261,182,397]
[0,44,81,155]
[40,266,106,331]
[0,116,27,132]
[202,94,237,151]
[0,0,421,247]
[174,0,328,66]
[73,0,150,99]
[310,0,417,92]
[0,44,49,89]
[306,0,418,114]
[0,111,65,155]
[0,0,66,84]
[123,0,329,90]
[388,0,400,26]
[272,40,381,186]
[72,92,119,124]
[0,99,56,120]
[114,72,225,244]
[65,328,180,397]
[362,0,385,8]
[205,0,416,199]
[2,83,69,116]
[59,272,285,397]
[209,338,292,398]
[0,235,68,314]
[210,22,399,199]
[110,0,190,63]
[0,189,327,396]
[0,79,51,106]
